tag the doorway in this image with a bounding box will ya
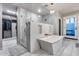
[2,19,12,38]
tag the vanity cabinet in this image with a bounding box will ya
[38,35,64,55]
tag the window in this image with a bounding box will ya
[66,16,75,36]
[70,17,75,23]
[66,18,70,24]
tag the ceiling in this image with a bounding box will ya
[12,3,50,16]
[3,3,79,16]
[53,3,79,16]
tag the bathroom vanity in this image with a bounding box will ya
[38,35,64,55]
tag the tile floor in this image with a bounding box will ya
[0,38,79,56]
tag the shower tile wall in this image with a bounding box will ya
[17,8,42,49]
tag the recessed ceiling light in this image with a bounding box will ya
[37,9,41,13]
[38,15,41,17]
[50,10,55,14]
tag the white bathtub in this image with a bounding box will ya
[38,35,64,55]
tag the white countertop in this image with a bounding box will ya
[38,35,64,44]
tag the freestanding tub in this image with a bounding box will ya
[38,35,64,55]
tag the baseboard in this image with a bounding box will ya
[65,37,78,40]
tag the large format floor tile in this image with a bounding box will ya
[0,38,79,56]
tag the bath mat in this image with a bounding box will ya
[8,45,27,56]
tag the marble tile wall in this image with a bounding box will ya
[17,8,42,50]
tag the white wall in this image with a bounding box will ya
[42,12,62,35]
[0,4,2,49]
[17,8,42,48]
